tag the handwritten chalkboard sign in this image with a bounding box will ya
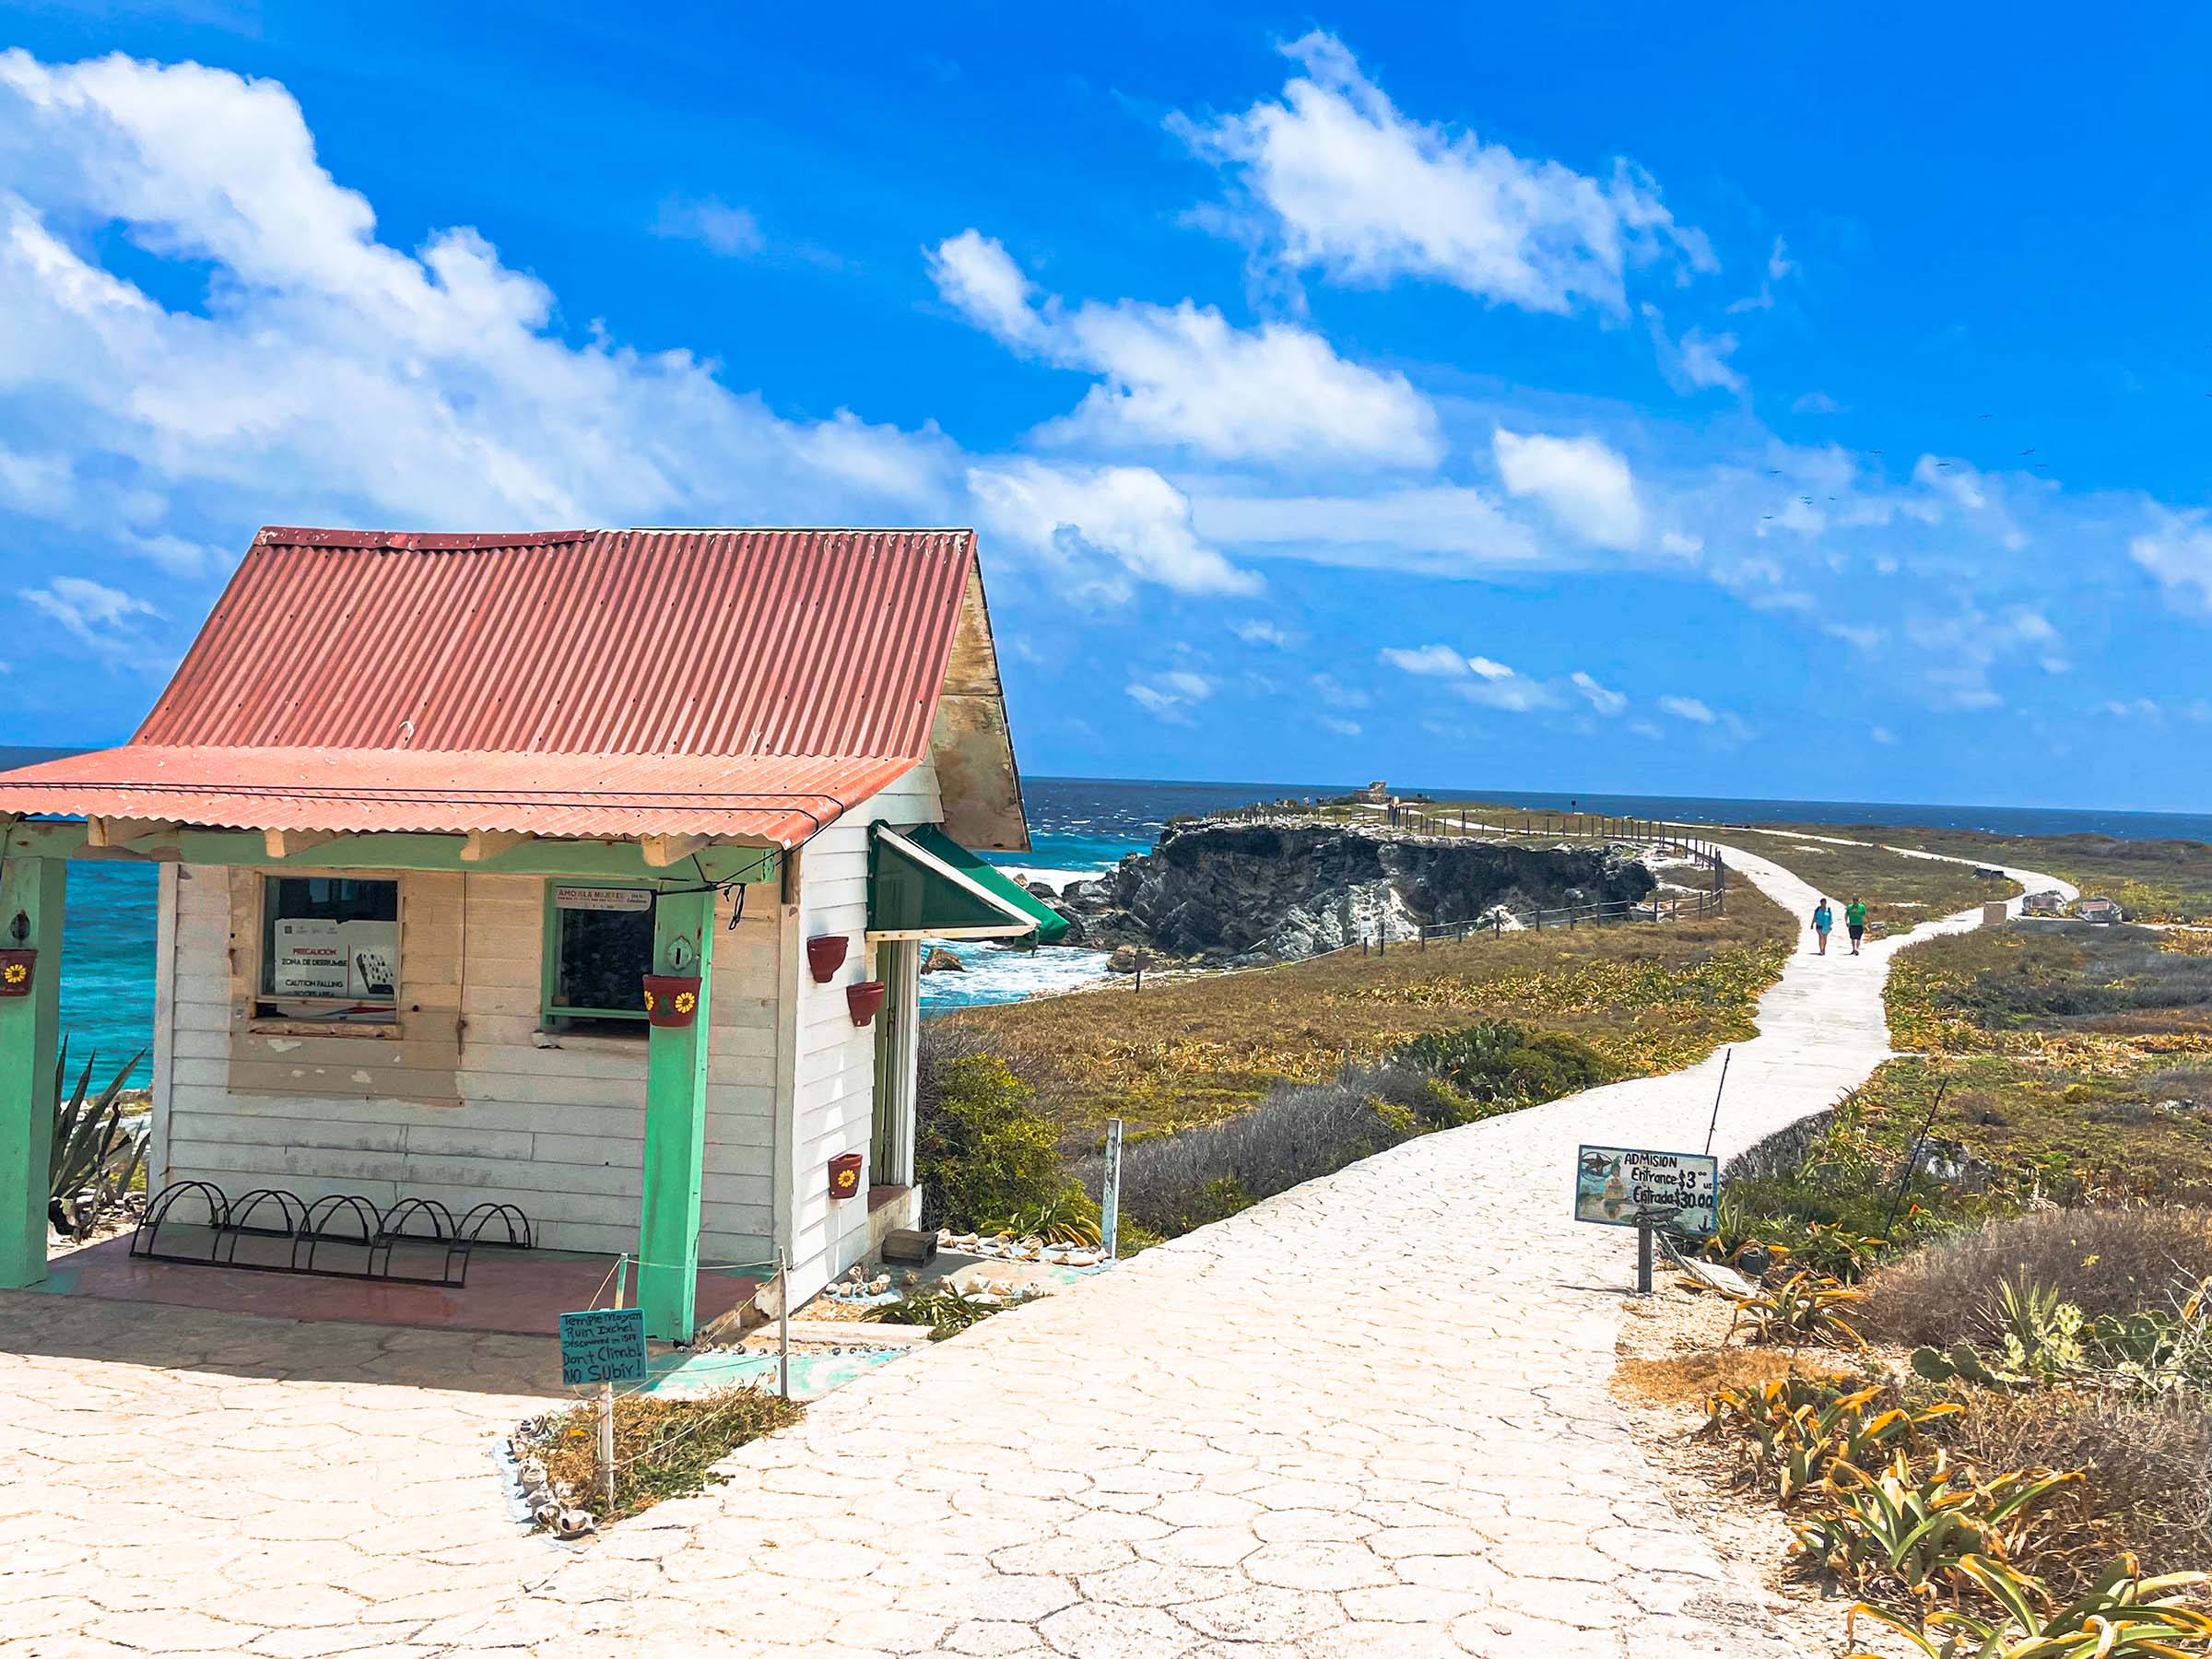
[559,1307,648,1387]
[1574,1146,1719,1236]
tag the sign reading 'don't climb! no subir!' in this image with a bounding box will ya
[1574,1146,1719,1236]
[559,1307,649,1387]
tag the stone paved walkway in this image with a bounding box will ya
[0,842,2068,1658]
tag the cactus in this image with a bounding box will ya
[1910,1342,2034,1391]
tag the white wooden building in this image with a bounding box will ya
[0,526,1059,1338]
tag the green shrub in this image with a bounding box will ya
[916,1054,1086,1232]
[1394,1019,1609,1107]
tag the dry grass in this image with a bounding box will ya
[1743,827,2019,934]
[530,1385,802,1524]
[948,869,1792,1144]
[1930,1388,2212,1587]
[1861,1208,2212,1347]
[1767,823,2212,924]
[1837,921,2212,1211]
[1615,1347,1852,1407]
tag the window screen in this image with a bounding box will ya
[259,877,399,1020]
[545,885,656,1030]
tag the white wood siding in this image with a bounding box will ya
[782,761,941,1297]
[158,865,780,1260]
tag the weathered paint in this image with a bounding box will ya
[930,566,1030,853]
[3,820,777,886]
[161,865,779,1262]
[0,856,65,1288]
[638,888,716,1340]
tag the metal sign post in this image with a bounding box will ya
[558,1299,650,1512]
[601,1274,619,1512]
[776,1248,791,1401]
[1636,1218,1654,1296]
[1100,1118,1124,1263]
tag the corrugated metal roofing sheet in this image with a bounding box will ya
[0,526,984,847]
[0,747,913,845]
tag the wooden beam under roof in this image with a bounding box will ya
[639,834,712,869]
[264,829,335,860]
[461,830,532,863]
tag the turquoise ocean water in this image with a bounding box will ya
[13,756,2212,1084]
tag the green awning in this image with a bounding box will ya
[868,823,1070,945]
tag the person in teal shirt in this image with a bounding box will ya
[1812,898,1833,955]
[1846,897,1868,955]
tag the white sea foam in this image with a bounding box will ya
[920,939,1113,1013]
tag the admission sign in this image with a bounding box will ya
[1574,1146,1719,1236]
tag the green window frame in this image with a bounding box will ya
[540,882,658,1030]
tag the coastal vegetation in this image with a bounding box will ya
[948,862,1790,1144]
[48,1041,147,1239]
[1641,906,2212,1653]
[1738,827,2020,935]
[1775,823,2212,924]
[522,1386,802,1525]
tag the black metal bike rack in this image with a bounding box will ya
[129,1179,535,1288]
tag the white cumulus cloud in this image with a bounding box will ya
[19,574,159,657]
[653,194,763,256]
[1570,670,1627,715]
[927,229,1439,466]
[1492,429,1643,550]
[1173,32,1712,315]
[0,48,959,579]
[2131,509,2212,614]
[968,458,1260,602]
[1125,669,1215,724]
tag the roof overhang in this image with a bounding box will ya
[0,746,914,850]
[867,823,1039,942]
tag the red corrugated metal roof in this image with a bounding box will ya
[0,526,983,847]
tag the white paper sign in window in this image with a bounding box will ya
[271,918,349,997]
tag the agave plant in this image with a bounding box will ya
[984,1187,1101,1247]
[1706,1376,1959,1508]
[48,1041,147,1239]
[1844,1552,2212,1658]
[880,1284,1002,1340]
[1795,1451,2081,1596]
[1730,1270,1868,1349]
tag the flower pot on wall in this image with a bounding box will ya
[641,974,702,1029]
[846,980,887,1027]
[806,935,850,983]
[828,1151,864,1201]
[0,949,34,997]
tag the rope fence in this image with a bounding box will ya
[1201,800,1726,865]
[563,1247,794,1513]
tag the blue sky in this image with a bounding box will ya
[6,4,2212,809]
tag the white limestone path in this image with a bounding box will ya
[416,842,2072,1659]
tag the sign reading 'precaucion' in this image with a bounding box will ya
[1573,1146,1719,1236]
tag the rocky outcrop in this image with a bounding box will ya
[1057,822,1655,965]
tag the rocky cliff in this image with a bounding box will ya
[1055,822,1656,964]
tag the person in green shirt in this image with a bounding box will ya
[1845,897,1868,955]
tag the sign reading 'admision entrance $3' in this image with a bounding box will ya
[1574,1146,1719,1236]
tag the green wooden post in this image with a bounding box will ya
[637,888,714,1342]
[1,856,65,1288]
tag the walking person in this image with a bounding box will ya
[1845,896,1868,955]
[1812,897,1834,956]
